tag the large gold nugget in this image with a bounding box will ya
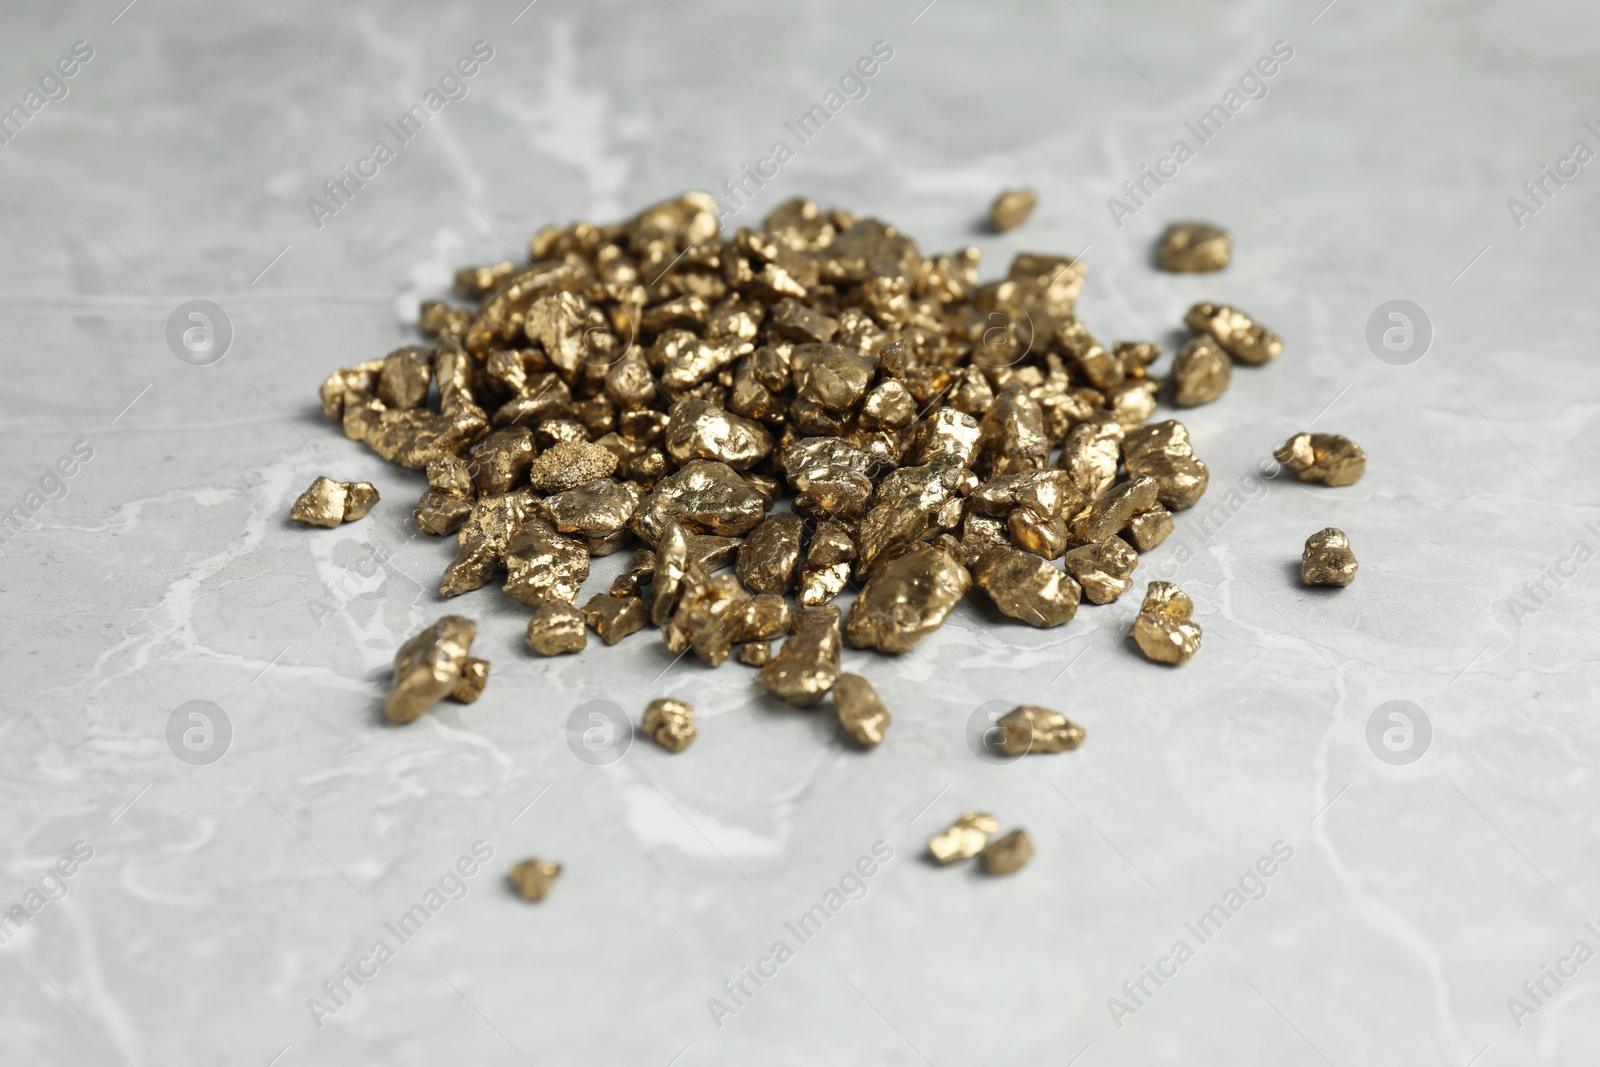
[1170,336,1232,407]
[1062,537,1138,604]
[1302,527,1358,587]
[971,547,1081,628]
[996,706,1084,755]
[989,188,1037,233]
[526,603,587,656]
[509,858,562,902]
[737,513,804,594]
[632,460,770,544]
[503,520,590,607]
[1129,581,1201,665]
[642,698,697,752]
[1275,432,1366,487]
[981,829,1033,875]
[1068,476,1160,545]
[1185,302,1283,365]
[289,477,379,527]
[664,398,774,470]
[928,811,999,864]
[386,615,478,724]
[1158,222,1231,272]
[1122,421,1208,511]
[833,673,891,747]
[845,544,971,653]
[760,605,842,706]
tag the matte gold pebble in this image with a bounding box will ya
[928,811,1000,864]
[980,829,1033,875]
[290,476,379,527]
[990,188,1038,233]
[1275,432,1366,487]
[1302,527,1358,587]
[1159,222,1231,272]
[1129,581,1201,665]
[642,697,697,752]
[509,858,561,902]
[833,673,891,747]
[386,615,480,724]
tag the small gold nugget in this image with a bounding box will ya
[1062,537,1139,604]
[1129,581,1201,665]
[833,672,891,747]
[996,705,1084,755]
[1275,432,1366,487]
[1185,302,1282,365]
[760,605,842,706]
[1302,527,1358,587]
[386,615,481,723]
[736,641,771,666]
[509,858,561,902]
[289,476,379,527]
[526,602,587,656]
[1170,336,1232,407]
[642,697,697,752]
[453,657,490,702]
[1159,222,1231,272]
[989,188,1037,233]
[928,811,1000,864]
[980,829,1033,875]
[580,594,648,645]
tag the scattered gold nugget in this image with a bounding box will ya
[1275,432,1366,487]
[1129,581,1201,665]
[509,858,561,902]
[990,188,1038,233]
[453,657,490,702]
[833,673,891,747]
[1170,336,1232,407]
[642,697,697,752]
[289,476,379,527]
[760,605,842,706]
[995,705,1084,755]
[386,615,481,723]
[1302,527,1358,587]
[928,811,1000,864]
[526,602,587,656]
[1159,222,1231,272]
[980,829,1034,875]
[1185,302,1282,365]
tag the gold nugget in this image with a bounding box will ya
[1129,581,1201,665]
[760,605,842,706]
[386,615,480,723]
[289,476,379,527]
[1159,222,1231,272]
[1275,432,1365,487]
[833,673,891,747]
[453,657,490,703]
[1302,527,1358,587]
[928,811,999,864]
[526,602,587,656]
[996,705,1084,755]
[509,858,561,902]
[971,546,1081,628]
[1062,537,1139,604]
[1185,302,1282,365]
[1170,336,1232,407]
[845,543,970,653]
[980,829,1033,875]
[989,188,1037,233]
[642,697,696,752]
[581,594,648,644]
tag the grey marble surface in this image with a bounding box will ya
[3,1,1598,1064]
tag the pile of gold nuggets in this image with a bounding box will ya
[304,191,1364,763]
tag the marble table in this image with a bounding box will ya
[2,1,1596,1064]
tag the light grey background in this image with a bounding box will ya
[2,0,1597,1064]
